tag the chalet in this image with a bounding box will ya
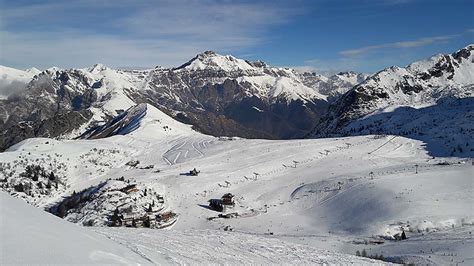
[157,194,165,204]
[120,184,139,194]
[122,214,152,227]
[221,193,235,206]
[209,199,225,212]
[189,168,200,176]
[393,230,407,240]
[156,211,176,222]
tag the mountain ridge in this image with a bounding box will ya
[0,51,349,149]
[308,44,473,157]
[1,45,472,152]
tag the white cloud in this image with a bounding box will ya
[339,34,460,57]
[0,0,301,69]
[290,58,367,75]
[294,54,424,74]
[0,30,249,69]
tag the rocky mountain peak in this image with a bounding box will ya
[336,71,357,76]
[246,60,268,68]
[452,44,473,60]
[174,51,254,72]
[88,63,109,74]
[198,50,218,58]
[25,67,41,76]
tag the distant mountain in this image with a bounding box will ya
[1,46,471,153]
[135,51,332,139]
[309,44,474,157]
[0,52,348,150]
[0,65,40,99]
[299,71,370,102]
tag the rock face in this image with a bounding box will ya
[0,110,93,151]
[0,68,99,150]
[131,51,330,139]
[79,104,147,139]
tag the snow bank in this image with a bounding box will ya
[0,192,155,264]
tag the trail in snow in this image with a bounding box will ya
[162,137,213,165]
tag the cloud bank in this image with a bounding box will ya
[0,0,301,69]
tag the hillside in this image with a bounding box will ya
[0,190,379,264]
[1,104,472,264]
[0,191,153,264]
[309,45,474,157]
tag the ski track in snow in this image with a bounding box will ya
[162,137,210,165]
[1,125,472,265]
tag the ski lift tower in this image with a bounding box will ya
[253,172,260,180]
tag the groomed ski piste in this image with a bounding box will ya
[1,104,472,264]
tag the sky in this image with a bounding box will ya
[0,0,473,73]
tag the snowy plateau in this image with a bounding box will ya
[0,45,473,265]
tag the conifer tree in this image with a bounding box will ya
[401,230,407,240]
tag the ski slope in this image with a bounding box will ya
[0,104,472,264]
[96,227,379,265]
[0,192,152,264]
[0,192,379,264]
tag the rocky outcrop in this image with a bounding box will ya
[0,110,93,151]
[79,104,147,139]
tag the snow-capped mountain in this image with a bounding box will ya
[310,44,474,156]
[300,71,370,101]
[0,52,336,151]
[1,46,472,154]
[173,51,325,101]
[0,65,40,99]
[139,51,330,139]
[0,63,168,150]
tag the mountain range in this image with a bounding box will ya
[1,44,473,265]
[0,45,472,155]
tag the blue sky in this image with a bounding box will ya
[1,0,473,73]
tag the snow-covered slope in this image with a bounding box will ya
[0,65,39,99]
[0,192,153,264]
[0,192,381,264]
[310,44,474,157]
[0,103,201,208]
[317,45,473,128]
[1,107,472,264]
[97,227,382,265]
[300,71,370,101]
